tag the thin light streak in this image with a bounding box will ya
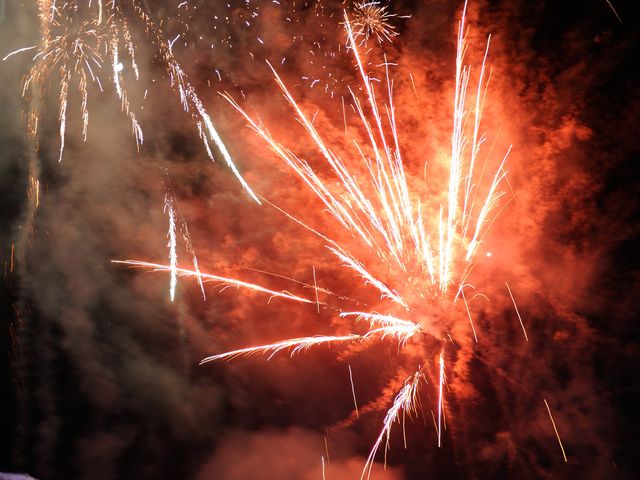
[437,351,444,448]
[199,335,362,363]
[544,398,568,462]
[313,265,320,313]
[348,364,359,418]
[506,281,528,341]
[362,372,422,480]
[2,46,37,61]
[165,196,178,302]
[460,288,479,343]
[605,0,623,24]
[111,260,315,305]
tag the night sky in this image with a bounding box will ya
[1,1,639,479]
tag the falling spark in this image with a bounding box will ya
[437,351,445,448]
[2,46,37,61]
[112,260,315,305]
[505,281,528,341]
[200,334,362,363]
[324,430,331,464]
[362,372,422,480]
[165,196,178,302]
[349,364,360,418]
[460,288,479,343]
[544,398,568,462]
[605,0,623,24]
[313,265,320,313]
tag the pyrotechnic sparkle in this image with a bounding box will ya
[9,0,258,201]
[118,2,515,473]
[350,1,398,45]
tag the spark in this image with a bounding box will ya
[312,265,320,313]
[112,260,315,305]
[340,312,421,345]
[349,365,359,418]
[505,281,528,341]
[165,195,178,302]
[362,372,422,480]
[200,334,362,363]
[605,0,623,24]
[2,46,37,62]
[437,351,445,447]
[544,398,568,462]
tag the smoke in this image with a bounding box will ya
[1,0,639,479]
[197,428,402,480]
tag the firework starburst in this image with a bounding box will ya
[118,3,510,475]
[350,1,398,45]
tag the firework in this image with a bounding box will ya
[118,1,510,474]
[11,0,258,201]
[350,1,398,45]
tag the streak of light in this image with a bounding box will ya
[437,351,444,448]
[2,46,37,61]
[505,281,528,341]
[111,260,315,305]
[349,364,359,418]
[362,372,422,480]
[544,398,568,463]
[200,335,362,363]
[605,0,623,24]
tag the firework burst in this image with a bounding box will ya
[11,0,258,201]
[118,1,511,475]
[350,1,398,45]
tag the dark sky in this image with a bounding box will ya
[1,1,639,479]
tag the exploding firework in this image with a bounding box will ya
[350,1,398,45]
[10,0,258,200]
[117,2,513,475]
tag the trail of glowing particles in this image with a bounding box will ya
[437,351,445,448]
[165,195,178,302]
[362,372,422,480]
[349,365,360,418]
[605,0,623,24]
[339,312,421,345]
[111,260,315,305]
[21,1,145,162]
[505,281,528,341]
[544,398,568,462]
[2,46,37,61]
[200,334,363,363]
[163,182,207,300]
